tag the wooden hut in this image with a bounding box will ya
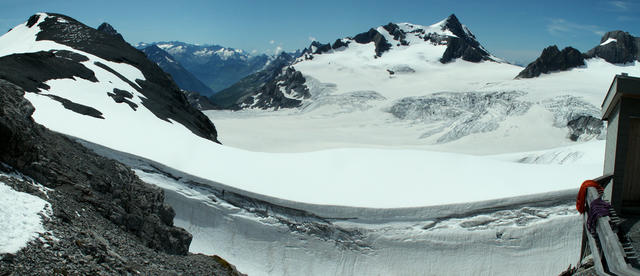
[602,73,640,214]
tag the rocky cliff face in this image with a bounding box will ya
[516,46,585,78]
[238,66,310,110]
[517,30,640,78]
[437,14,493,63]
[210,52,297,109]
[584,30,640,64]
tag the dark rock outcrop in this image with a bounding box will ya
[22,13,220,143]
[567,115,604,141]
[210,52,297,109]
[239,66,310,110]
[516,46,585,78]
[331,39,350,49]
[141,45,214,96]
[97,22,124,41]
[107,88,138,110]
[438,14,492,63]
[0,50,97,92]
[309,41,332,54]
[584,30,640,64]
[383,23,409,46]
[182,90,218,110]
[353,28,392,57]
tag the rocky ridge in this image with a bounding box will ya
[518,30,640,78]
[0,79,243,275]
[584,30,640,64]
[220,14,496,111]
[301,14,493,63]
[516,46,585,78]
[210,52,298,109]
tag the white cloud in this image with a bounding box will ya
[269,40,275,44]
[610,1,629,10]
[308,36,317,42]
[274,46,283,55]
[547,18,604,37]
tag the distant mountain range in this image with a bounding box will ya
[139,44,214,95]
[136,41,275,96]
[206,14,640,111]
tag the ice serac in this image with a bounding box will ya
[141,44,215,97]
[9,13,220,143]
[438,14,494,63]
[516,46,585,78]
[584,30,640,64]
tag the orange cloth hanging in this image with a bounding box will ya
[576,180,604,214]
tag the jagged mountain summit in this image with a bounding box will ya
[585,30,640,64]
[301,14,496,63]
[207,14,640,153]
[97,22,124,41]
[515,46,585,78]
[137,41,271,96]
[517,30,640,78]
[213,14,511,110]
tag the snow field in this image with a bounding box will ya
[0,179,50,254]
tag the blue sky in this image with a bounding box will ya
[0,0,638,65]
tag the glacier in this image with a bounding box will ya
[2,12,635,275]
[79,139,585,275]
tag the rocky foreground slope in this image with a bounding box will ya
[0,80,242,275]
[0,13,241,275]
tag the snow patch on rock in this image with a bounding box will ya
[0,173,51,254]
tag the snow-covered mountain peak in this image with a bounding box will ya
[0,13,220,143]
[297,14,495,65]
